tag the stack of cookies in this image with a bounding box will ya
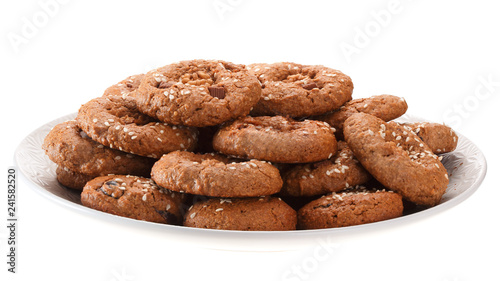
[42,60,458,230]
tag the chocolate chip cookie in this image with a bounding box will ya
[134,59,261,127]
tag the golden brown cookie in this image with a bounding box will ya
[43,120,154,177]
[297,186,403,229]
[102,74,144,98]
[343,113,449,206]
[248,62,353,117]
[316,94,408,139]
[56,165,95,190]
[280,141,371,197]
[81,175,186,224]
[184,196,297,231]
[151,151,283,197]
[213,116,337,163]
[76,95,198,158]
[134,60,261,127]
[403,122,458,154]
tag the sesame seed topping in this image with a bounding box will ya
[190,212,196,219]
[215,208,223,212]
[131,136,137,140]
[157,137,162,142]
[93,118,98,123]
[142,194,147,201]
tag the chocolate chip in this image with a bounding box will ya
[156,210,181,225]
[208,86,226,99]
[105,180,118,186]
[302,82,318,90]
[158,81,174,89]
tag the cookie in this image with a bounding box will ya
[43,120,154,177]
[134,59,261,127]
[102,74,145,98]
[403,122,458,154]
[81,175,186,224]
[280,141,371,197]
[184,196,297,231]
[56,165,95,190]
[151,151,283,197]
[316,94,408,139]
[76,95,198,158]
[213,116,337,163]
[247,62,353,117]
[297,186,403,229]
[343,113,449,206]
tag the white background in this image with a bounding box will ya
[1,0,499,280]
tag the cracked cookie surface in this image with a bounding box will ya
[134,59,261,127]
[248,62,353,117]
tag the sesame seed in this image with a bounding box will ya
[215,208,223,212]
[445,174,449,179]
[104,121,110,126]
[115,156,121,160]
[419,143,424,147]
[157,137,162,142]
[301,175,307,179]
[93,118,98,123]
[190,212,196,219]
[131,136,137,140]
[142,194,147,201]
[396,136,402,141]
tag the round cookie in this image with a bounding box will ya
[81,175,186,224]
[102,74,145,98]
[184,196,297,231]
[134,59,261,127]
[213,116,337,163]
[280,141,371,197]
[316,94,408,139]
[343,113,449,206]
[151,151,283,197]
[43,120,154,177]
[297,186,403,229]
[56,165,95,190]
[403,122,458,154]
[76,95,198,158]
[248,62,353,117]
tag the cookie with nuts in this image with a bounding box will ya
[102,74,145,98]
[151,151,283,197]
[184,196,297,231]
[297,185,403,229]
[316,94,408,139]
[43,120,155,178]
[402,122,458,154]
[247,62,353,117]
[81,175,187,224]
[213,116,338,163]
[76,95,198,159]
[343,113,449,206]
[134,59,261,127]
[280,141,371,197]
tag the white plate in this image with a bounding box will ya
[14,113,487,251]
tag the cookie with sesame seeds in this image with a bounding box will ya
[76,95,198,159]
[151,151,283,197]
[55,165,95,190]
[81,175,186,224]
[315,94,408,139]
[43,120,155,177]
[134,59,261,127]
[402,122,458,154]
[297,185,403,229]
[102,73,145,98]
[280,141,371,197]
[343,113,449,206]
[184,196,297,231]
[247,62,353,117]
[213,116,338,163]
